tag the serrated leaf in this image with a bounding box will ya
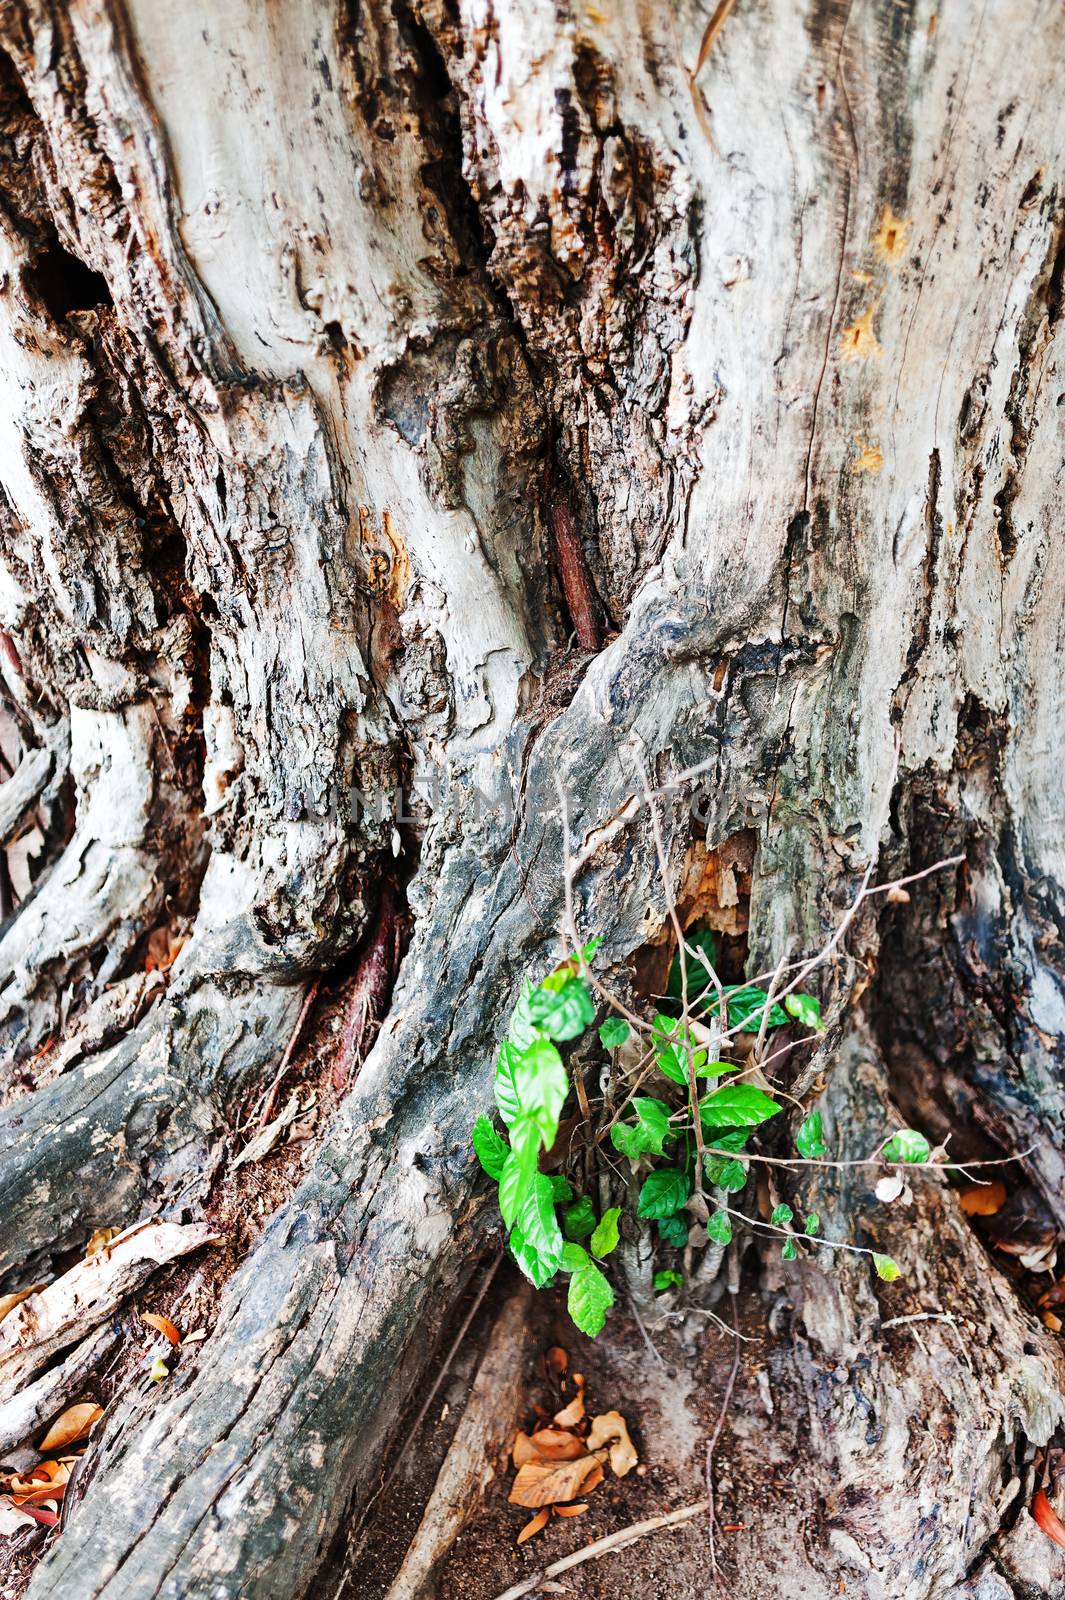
[705,1128,750,1153]
[494,1042,523,1126]
[518,1173,564,1272]
[514,1040,568,1144]
[526,976,595,1042]
[770,1203,794,1226]
[630,1097,674,1155]
[472,1115,509,1180]
[561,1242,590,1271]
[873,1252,902,1281]
[722,984,789,1033]
[562,1196,597,1239]
[499,1134,539,1228]
[700,1083,780,1128]
[882,1128,931,1164]
[704,1154,748,1191]
[610,1123,643,1160]
[785,991,824,1030]
[509,1223,556,1289]
[657,1213,689,1247]
[653,1269,684,1291]
[804,1212,820,1235]
[599,1017,630,1049]
[590,1206,621,1258]
[706,1210,733,1244]
[567,1262,614,1337]
[796,1110,827,1159]
[636,1167,692,1219]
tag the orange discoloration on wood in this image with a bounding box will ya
[840,305,882,362]
[874,205,910,266]
[853,436,884,473]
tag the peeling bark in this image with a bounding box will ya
[0,0,1063,1596]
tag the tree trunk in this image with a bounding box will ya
[2,0,1065,1595]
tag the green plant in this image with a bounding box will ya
[471,938,938,1337]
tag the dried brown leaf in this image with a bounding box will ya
[586,1410,639,1477]
[0,1495,36,1534]
[515,1508,550,1544]
[546,1346,568,1375]
[1033,1488,1065,1550]
[552,1392,584,1428]
[141,1312,181,1346]
[580,1461,604,1495]
[555,1502,588,1517]
[512,1431,540,1469]
[1042,1310,1063,1333]
[85,1228,120,1257]
[528,1428,587,1462]
[508,1455,601,1508]
[39,1402,102,1451]
[0,1285,47,1326]
[959,1181,1007,1217]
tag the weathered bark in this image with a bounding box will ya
[0,0,1064,1596]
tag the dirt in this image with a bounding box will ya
[348,1263,826,1600]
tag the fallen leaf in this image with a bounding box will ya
[555,1502,588,1517]
[3,1460,70,1506]
[39,1402,102,1451]
[586,1411,638,1477]
[959,1182,1007,1217]
[1042,1310,1063,1333]
[0,1285,47,1326]
[553,1392,584,1428]
[875,1175,904,1204]
[528,1429,588,1462]
[141,1312,181,1346]
[19,1504,59,1528]
[182,1327,208,1343]
[85,1228,120,1257]
[512,1432,540,1469]
[886,886,910,904]
[580,1461,604,1495]
[516,1508,549,1544]
[1033,1488,1065,1550]
[546,1346,568,1376]
[149,1356,169,1383]
[0,1495,35,1534]
[509,1455,601,1508]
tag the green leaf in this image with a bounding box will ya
[700,1084,780,1128]
[562,1196,597,1239]
[651,1016,709,1085]
[513,1040,568,1144]
[580,936,602,962]
[599,1017,630,1049]
[657,1213,690,1248]
[526,976,595,1042]
[509,1223,556,1289]
[804,1212,820,1236]
[561,1242,590,1271]
[704,1155,748,1192]
[781,1238,798,1260]
[630,1097,674,1155]
[796,1110,827,1159]
[653,1269,684,1291]
[518,1173,564,1273]
[667,928,718,1002]
[705,1128,750,1154]
[494,1042,523,1126]
[506,981,543,1053]
[785,992,824,1031]
[590,1206,621,1258]
[722,984,788,1033]
[472,1115,509,1180]
[611,1098,675,1160]
[706,1210,733,1244]
[872,1252,902,1281]
[637,1167,692,1219]
[882,1128,931,1164]
[498,1131,539,1227]
[568,1261,614,1337]
[548,1175,573,1203]
[770,1203,794,1227]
